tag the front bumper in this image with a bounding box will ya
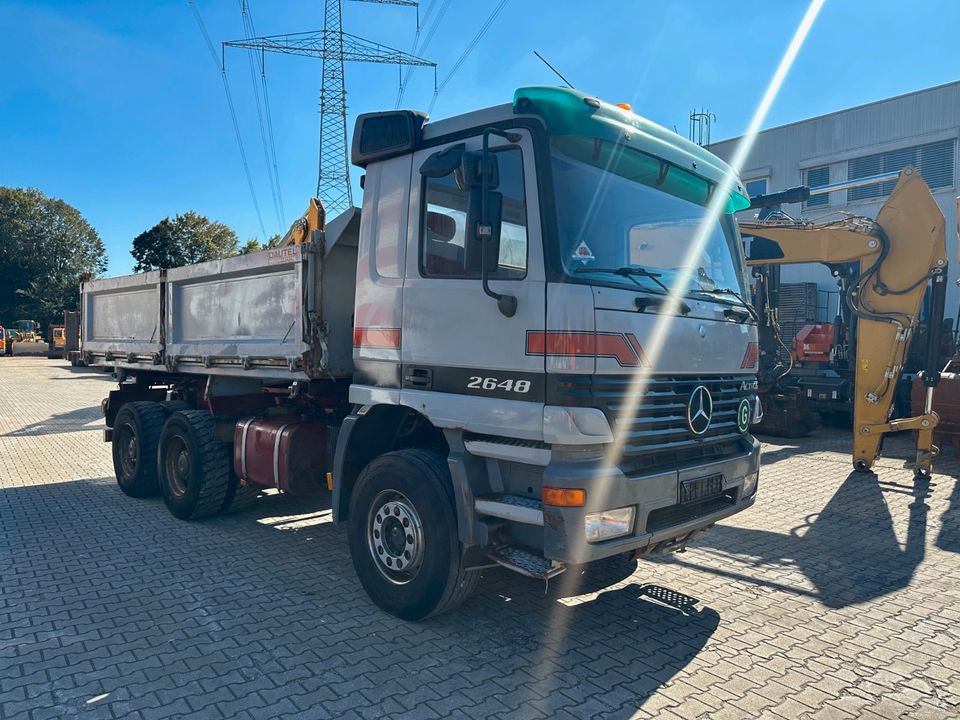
[540,436,760,564]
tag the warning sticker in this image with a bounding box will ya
[572,241,595,264]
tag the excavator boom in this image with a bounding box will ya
[741,168,951,475]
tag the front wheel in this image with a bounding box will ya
[347,449,479,621]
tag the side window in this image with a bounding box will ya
[804,166,830,208]
[744,177,768,198]
[421,146,528,278]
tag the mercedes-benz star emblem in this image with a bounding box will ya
[687,385,713,436]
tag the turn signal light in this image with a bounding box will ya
[616,102,633,111]
[543,487,586,507]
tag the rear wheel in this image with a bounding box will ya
[160,399,192,415]
[220,468,261,513]
[158,410,230,520]
[112,401,165,498]
[347,449,479,621]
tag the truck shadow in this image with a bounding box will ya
[0,478,718,720]
[2,406,104,437]
[664,470,930,608]
[937,474,960,553]
[433,577,719,717]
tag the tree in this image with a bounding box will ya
[238,233,283,255]
[131,211,239,272]
[0,187,107,327]
[131,218,180,272]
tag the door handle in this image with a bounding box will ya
[403,367,433,389]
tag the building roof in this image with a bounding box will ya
[710,79,960,149]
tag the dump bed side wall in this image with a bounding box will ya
[164,246,315,380]
[81,271,163,367]
[80,242,354,381]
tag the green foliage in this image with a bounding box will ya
[238,233,283,255]
[131,211,239,272]
[0,186,107,327]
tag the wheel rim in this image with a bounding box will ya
[116,422,138,479]
[165,436,191,497]
[367,490,424,585]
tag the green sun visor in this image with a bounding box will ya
[513,86,751,213]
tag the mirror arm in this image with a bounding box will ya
[479,127,520,318]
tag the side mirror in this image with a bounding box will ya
[466,187,503,274]
[420,143,465,178]
[456,151,499,191]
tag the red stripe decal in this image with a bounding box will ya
[353,327,401,349]
[526,330,546,355]
[740,341,759,369]
[624,333,649,368]
[526,331,639,367]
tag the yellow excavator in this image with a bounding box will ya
[741,167,952,478]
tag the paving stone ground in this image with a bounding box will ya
[1,359,959,719]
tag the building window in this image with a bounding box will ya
[847,139,955,202]
[745,178,768,199]
[804,166,830,208]
[420,146,528,279]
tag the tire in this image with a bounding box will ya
[160,400,192,415]
[112,401,166,498]
[220,467,261,514]
[347,449,480,621]
[157,410,230,520]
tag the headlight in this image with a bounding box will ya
[585,506,636,543]
[742,470,759,498]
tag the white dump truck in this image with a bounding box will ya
[83,87,761,620]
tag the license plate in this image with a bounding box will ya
[680,474,723,505]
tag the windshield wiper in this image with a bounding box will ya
[575,265,670,294]
[697,287,760,323]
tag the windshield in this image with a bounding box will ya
[551,136,749,297]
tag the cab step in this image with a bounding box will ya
[487,545,566,580]
[474,494,543,526]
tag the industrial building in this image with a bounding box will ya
[709,80,960,331]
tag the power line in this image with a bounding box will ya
[428,0,509,114]
[396,0,449,108]
[258,60,286,228]
[239,1,284,233]
[187,0,268,240]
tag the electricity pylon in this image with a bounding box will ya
[225,0,434,217]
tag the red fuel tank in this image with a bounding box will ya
[234,418,328,494]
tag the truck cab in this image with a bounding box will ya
[338,87,760,613]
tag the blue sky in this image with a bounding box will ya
[2,0,959,275]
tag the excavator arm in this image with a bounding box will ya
[741,168,950,475]
[280,197,326,247]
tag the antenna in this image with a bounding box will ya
[688,108,716,147]
[533,50,574,89]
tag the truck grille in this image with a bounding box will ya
[549,374,755,472]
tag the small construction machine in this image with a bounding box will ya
[10,320,47,356]
[741,168,953,476]
[47,324,66,359]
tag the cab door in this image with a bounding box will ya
[400,129,547,437]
